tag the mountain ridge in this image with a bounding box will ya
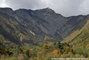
[0,7,89,47]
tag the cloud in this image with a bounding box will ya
[0,0,89,16]
[0,0,10,7]
[47,0,85,16]
[79,0,89,15]
[6,0,49,10]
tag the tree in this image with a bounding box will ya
[9,45,23,56]
[54,41,63,49]
[43,44,50,49]
[0,46,7,55]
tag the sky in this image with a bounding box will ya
[0,0,89,16]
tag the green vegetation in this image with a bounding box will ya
[1,40,89,60]
[69,25,89,57]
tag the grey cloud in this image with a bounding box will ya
[48,0,85,16]
[6,0,46,9]
[0,0,89,16]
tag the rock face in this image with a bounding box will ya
[0,8,89,46]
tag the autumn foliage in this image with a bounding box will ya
[53,49,61,56]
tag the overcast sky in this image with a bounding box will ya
[0,0,89,16]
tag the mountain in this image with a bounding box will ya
[0,8,89,47]
[62,18,89,57]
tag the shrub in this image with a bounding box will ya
[64,46,73,53]
[54,41,63,49]
[43,44,50,49]
[53,49,61,56]
[0,46,7,55]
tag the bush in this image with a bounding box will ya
[54,41,63,49]
[9,45,24,56]
[0,46,7,55]
[53,49,61,56]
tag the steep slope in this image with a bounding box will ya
[63,18,89,57]
[56,15,88,39]
[63,15,89,42]
[0,8,89,47]
[67,19,89,46]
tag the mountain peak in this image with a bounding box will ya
[42,8,53,11]
[35,8,55,13]
[0,8,14,16]
[0,8,13,11]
